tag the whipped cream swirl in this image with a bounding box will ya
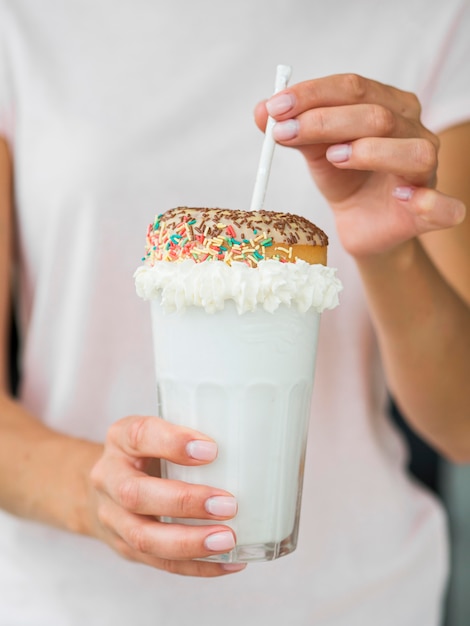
[134,259,342,314]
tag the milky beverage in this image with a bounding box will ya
[135,207,342,562]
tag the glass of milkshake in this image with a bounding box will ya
[135,207,342,562]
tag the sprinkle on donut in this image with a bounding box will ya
[142,207,328,268]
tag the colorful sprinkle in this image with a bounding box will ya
[141,207,327,268]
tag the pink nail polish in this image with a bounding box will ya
[266,93,295,116]
[326,144,352,163]
[221,563,247,572]
[204,531,236,552]
[205,496,238,517]
[392,186,414,201]
[272,119,299,141]
[186,440,217,461]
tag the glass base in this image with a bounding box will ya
[198,532,296,563]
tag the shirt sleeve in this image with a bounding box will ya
[420,0,470,133]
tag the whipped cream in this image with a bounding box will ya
[134,259,342,314]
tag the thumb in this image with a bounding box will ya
[393,186,466,234]
[253,100,269,133]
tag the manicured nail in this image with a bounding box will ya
[205,496,238,517]
[392,186,414,201]
[451,200,466,224]
[266,93,295,116]
[326,144,352,163]
[186,440,217,461]
[221,563,247,572]
[204,531,236,552]
[272,119,299,141]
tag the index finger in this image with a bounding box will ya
[107,415,218,465]
[266,73,421,121]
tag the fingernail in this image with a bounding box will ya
[221,563,247,572]
[266,92,295,116]
[186,440,217,462]
[272,119,299,141]
[326,144,352,163]
[204,531,236,552]
[451,200,466,224]
[205,496,238,517]
[392,186,414,201]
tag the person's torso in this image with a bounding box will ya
[1,0,465,623]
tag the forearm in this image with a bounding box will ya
[0,392,102,534]
[357,239,470,462]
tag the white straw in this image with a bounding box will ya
[249,64,292,212]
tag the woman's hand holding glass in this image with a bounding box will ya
[89,415,244,576]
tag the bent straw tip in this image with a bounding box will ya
[276,64,292,81]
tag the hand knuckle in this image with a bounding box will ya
[193,560,219,577]
[344,73,367,100]
[180,559,222,578]
[176,486,198,516]
[106,420,121,445]
[89,462,104,490]
[370,104,395,135]
[173,532,194,558]
[311,108,329,136]
[159,558,181,574]
[397,90,422,118]
[152,531,194,561]
[127,523,152,554]
[117,477,142,511]
[127,416,150,452]
[407,91,422,115]
[414,139,437,171]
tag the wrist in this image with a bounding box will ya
[353,237,435,338]
[64,439,103,537]
[354,238,420,276]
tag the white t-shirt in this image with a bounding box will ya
[1,1,470,624]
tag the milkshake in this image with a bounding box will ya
[135,207,342,562]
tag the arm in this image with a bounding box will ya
[0,138,241,575]
[356,123,470,462]
[255,74,470,462]
[420,123,470,305]
[0,138,101,530]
